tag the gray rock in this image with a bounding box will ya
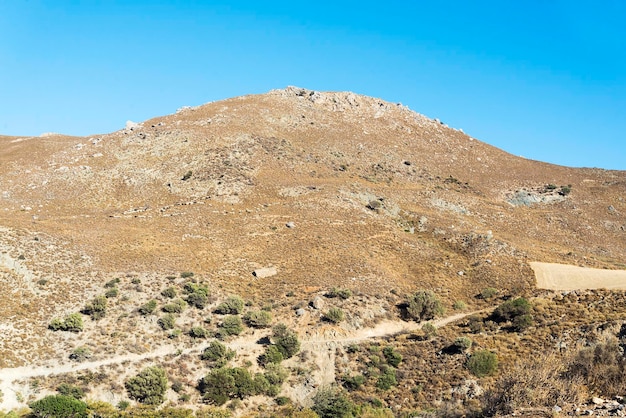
[553,406,562,413]
[311,296,325,310]
[593,397,605,405]
[286,222,295,228]
[295,308,306,316]
[252,266,277,278]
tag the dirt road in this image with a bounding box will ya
[0,310,480,412]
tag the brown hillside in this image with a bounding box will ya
[0,87,625,368]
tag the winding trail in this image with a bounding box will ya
[0,310,485,411]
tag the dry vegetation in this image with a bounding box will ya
[1,87,626,416]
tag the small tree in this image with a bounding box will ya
[214,296,244,315]
[219,315,243,337]
[243,310,272,328]
[125,366,168,405]
[29,395,88,418]
[406,290,444,321]
[272,324,300,359]
[201,341,235,367]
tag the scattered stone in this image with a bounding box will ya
[252,267,277,278]
[457,271,464,276]
[125,120,140,130]
[593,397,605,405]
[552,406,562,413]
[311,296,325,310]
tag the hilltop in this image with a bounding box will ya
[1,87,626,416]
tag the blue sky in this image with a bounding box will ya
[1,1,625,170]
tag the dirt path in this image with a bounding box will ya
[0,310,482,412]
[531,262,626,291]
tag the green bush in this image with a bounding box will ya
[243,310,272,328]
[480,287,498,300]
[158,314,176,330]
[29,395,88,418]
[161,287,177,299]
[453,336,473,352]
[382,346,402,368]
[57,383,84,399]
[259,345,284,366]
[82,296,107,320]
[453,300,467,311]
[342,374,366,390]
[219,315,243,336]
[201,341,235,366]
[198,367,259,405]
[104,288,119,298]
[326,287,352,300]
[312,387,355,418]
[406,290,444,321]
[376,366,397,390]
[272,323,300,359]
[324,307,345,324]
[125,366,168,405]
[180,271,194,278]
[189,326,209,339]
[422,322,437,339]
[139,300,157,315]
[184,282,210,309]
[214,296,244,315]
[492,297,533,330]
[263,363,288,385]
[162,298,187,313]
[49,313,83,332]
[69,346,91,362]
[104,278,121,288]
[467,350,498,377]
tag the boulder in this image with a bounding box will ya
[252,267,277,278]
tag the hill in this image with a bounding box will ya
[1,87,625,416]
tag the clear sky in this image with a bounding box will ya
[1,1,625,170]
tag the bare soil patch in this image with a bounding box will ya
[531,262,626,290]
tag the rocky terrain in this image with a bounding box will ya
[1,87,625,417]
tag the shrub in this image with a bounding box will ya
[189,326,209,339]
[263,363,288,385]
[198,367,258,405]
[158,314,176,330]
[327,287,352,299]
[453,300,467,311]
[219,315,243,336]
[104,278,120,288]
[453,336,473,352]
[57,383,84,399]
[467,315,484,333]
[82,296,107,320]
[49,313,83,332]
[492,297,533,330]
[243,310,272,328]
[139,300,157,315]
[406,290,444,321]
[162,298,187,313]
[180,271,194,278]
[342,374,366,390]
[184,282,210,309]
[324,308,345,324]
[201,341,235,366]
[422,323,437,339]
[104,288,118,298]
[29,395,88,418]
[125,366,168,405]
[376,366,397,390]
[466,350,498,377]
[480,287,498,300]
[312,387,355,418]
[214,296,244,315]
[272,323,300,359]
[259,345,284,366]
[382,346,402,368]
[161,287,177,299]
[69,346,91,362]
